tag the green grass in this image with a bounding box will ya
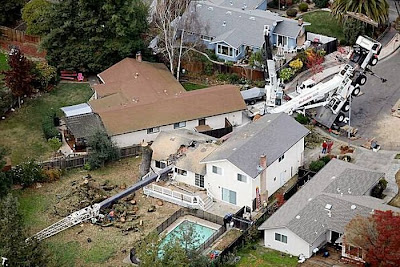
[395,154,400,159]
[302,11,345,43]
[182,82,208,91]
[82,241,116,263]
[0,83,92,164]
[236,243,297,267]
[47,241,80,267]
[0,52,9,79]
[16,190,52,229]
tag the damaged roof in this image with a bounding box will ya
[64,113,105,139]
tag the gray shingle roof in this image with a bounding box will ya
[188,1,304,48]
[65,113,105,139]
[258,160,399,245]
[201,113,309,178]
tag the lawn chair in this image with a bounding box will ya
[77,73,84,82]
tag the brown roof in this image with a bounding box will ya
[95,58,184,105]
[91,84,246,136]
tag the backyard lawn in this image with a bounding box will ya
[0,83,93,164]
[236,243,297,267]
[302,11,345,44]
[182,82,208,91]
[0,52,8,72]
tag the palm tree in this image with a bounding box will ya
[332,0,389,25]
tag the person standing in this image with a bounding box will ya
[322,141,327,154]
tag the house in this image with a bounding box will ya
[181,0,309,62]
[258,159,400,262]
[60,103,105,149]
[148,113,309,211]
[84,57,246,147]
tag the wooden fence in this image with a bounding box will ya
[41,145,142,169]
[0,26,41,44]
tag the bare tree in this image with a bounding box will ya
[152,0,206,81]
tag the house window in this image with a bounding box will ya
[198,118,206,125]
[237,173,247,183]
[155,160,166,169]
[275,233,287,243]
[147,127,160,134]
[174,121,186,129]
[217,44,235,57]
[212,165,222,175]
[201,35,213,41]
[195,173,205,188]
[277,35,288,47]
[279,154,285,162]
[175,168,187,176]
[222,187,237,205]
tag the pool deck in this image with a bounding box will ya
[161,215,222,237]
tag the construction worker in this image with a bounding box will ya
[322,141,327,154]
[108,210,115,221]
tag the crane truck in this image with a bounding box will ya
[246,31,385,129]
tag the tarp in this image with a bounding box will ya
[61,103,92,117]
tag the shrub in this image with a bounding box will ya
[295,113,309,124]
[252,80,266,88]
[309,160,325,172]
[289,58,303,72]
[88,131,120,170]
[216,73,240,84]
[298,3,308,12]
[313,0,329,8]
[203,61,214,75]
[43,168,61,182]
[320,155,331,164]
[249,51,262,67]
[344,18,366,45]
[31,61,57,91]
[42,114,60,140]
[10,160,46,188]
[371,179,388,199]
[286,8,298,17]
[279,68,294,82]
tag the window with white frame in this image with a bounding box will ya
[195,173,204,188]
[217,44,236,57]
[237,173,247,183]
[279,154,285,162]
[175,168,187,176]
[277,35,288,46]
[212,165,222,175]
[222,187,237,205]
[155,160,166,169]
[201,35,213,41]
[147,127,160,134]
[173,121,186,129]
[275,233,287,243]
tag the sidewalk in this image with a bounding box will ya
[284,28,400,92]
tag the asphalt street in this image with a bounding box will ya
[350,49,400,150]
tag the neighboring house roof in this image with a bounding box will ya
[151,129,218,175]
[212,0,265,10]
[61,103,92,117]
[201,113,309,178]
[151,129,217,161]
[90,84,246,136]
[185,1,305,49]
[94,58,184,103]
[64,113,105,139]
[258,159,399,245]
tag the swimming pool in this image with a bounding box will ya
[160,220,217,251]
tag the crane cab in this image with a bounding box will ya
[349,36,382,69]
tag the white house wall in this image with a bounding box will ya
[263,227,312,258]
[110,110,243,147]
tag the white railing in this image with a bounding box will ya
[143,184,206,210]
[206,189,215,202]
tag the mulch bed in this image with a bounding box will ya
[0,39,46,58]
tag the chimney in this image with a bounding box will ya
[259,154,267,169]
[136,51,142,62]
[259,154,268,204]
[298,18,303,26]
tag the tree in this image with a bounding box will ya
[48,137,62,157]
[42,0,149,73]
[0,194,48,266]
[344,18,366,45]
[305,49,324,77]
[0,0,25,26]
[87,131,120,170]
[332,0,389,25]
[31,61,57,91]
[313,0,329,8]
[9,160,46,188]
[2,48,34,108]
[22,0,53,36]
[344,210,400,266]
[152,0,205,80]
[0,146,11,198]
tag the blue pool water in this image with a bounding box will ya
[160,220,217,251]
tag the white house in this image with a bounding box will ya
[258,159,400,262]
[149,113,309,212]
[83,58,246,147]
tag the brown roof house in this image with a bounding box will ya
[87,56,246,147]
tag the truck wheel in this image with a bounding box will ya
[352,86,361,96]
[250,100,256,105]
[358,75,367,86]
[370,57,378,66]
[337,113,345,122]
[342,102,350,112]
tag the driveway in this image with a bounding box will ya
[349,49,400,150]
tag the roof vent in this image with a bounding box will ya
[336,188,341,193]
[230,1,233,5]
[222,21,226,27]
[308,198,313,202]
[348,188,352,194]
[296,215,300,219]
[325,204,332,210]
[331,176,336,179]
[208,7,213,11]
[242,4,247,10]
[249,16,255,20]
[196,4,202,8]
[226,11,232,15]
[351,205,357,210]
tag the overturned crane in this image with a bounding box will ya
[30,166,172,241]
